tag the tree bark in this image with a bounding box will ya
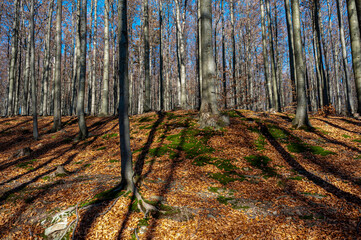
[42,1,54,117]
[7,0,19,116]
[30,0,38,140]
[91,0,98,115]
[100,0,110,116]
[292,0,311,129]
[159,0,164,111]
[230,0,236,109]
[284,0,297,104]
[77,0,88,139]
[199,0,228,128]
[260,0,272,109]
[143,0,151,112]
[221,0,227,109]
[347,0,361,115]
[52,0,62,132]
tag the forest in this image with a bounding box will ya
[1,0,361,239]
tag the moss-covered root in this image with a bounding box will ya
[198,112,230,129]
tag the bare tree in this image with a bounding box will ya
[100,0,110,116]
[52,0,62,132]
[143,0,151,112]
[292,0,311,129]
[199,0,229,128]
[77,0,88,139]
[30,0,38,139]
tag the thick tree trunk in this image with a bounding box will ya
[30,0,38,140]
[143,0,151,113]
[100,0,110,116]
[199,0,228,128]
[52,0,62,132]
[292,0,311,129]
[347,0,361,115]
[77,0,88,139]
[22,33,30,116]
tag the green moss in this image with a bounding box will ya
[209,172,244,185]
[255,135,267,151]
[139,116,153,123]
[216,195,234,205]
[248,126,260,133]
[109,159,119,163]
[287,142,308,153]
[139,124,153,130]
[355,155,361,160]
[96,146,107,151]
[83,163,91,168]
[149,146,170,157]
[213,159,239,171]
[102,133,118,140]
[225,110,240,118]
[244,155,277,177]
[288,176,304,181]
[299,214,314,220]
[267,125,289,142]
[192,155,214,166]
[16,159,37,169]
[342,134,351,139]
[138,218,150,227]
[208,187,219,193]
[308,146,335,156]
[42,176,51,181]
[353,139,361,143]
[232,205,250,210]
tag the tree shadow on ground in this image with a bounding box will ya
[257,122,361,206]
[315,118,361,134]
[135,112,166,176]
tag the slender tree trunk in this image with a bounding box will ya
[99,0,110,116]
[230,0,236,109]
[77,0,88,139]
[260,0,272,109]
[337,0,355,114]
[284,0,297,104]
[42,1,54,117]
[30,0,38,139]
[52,0,62,132]
[347,0,361,115]
[292,0,311,128]
[143,0,151,112]
[159,0,164,111]
[221,0,227,109]
[91,0,98,115]
[7,0,19,116]
[266,0,280,111]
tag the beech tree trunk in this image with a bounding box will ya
[42,1,54,117]
[337,0,355,114]
[30,0,38,140]
[143,0,151,113]
[159,0,164,111]
[91,0,98,115]
[292,0,311,129]
[230,0,236,108]
[77,0,88,139]
[347,0,361,115]
[199,0,228,128]
[100,0,110,116]
[52,0,62,132]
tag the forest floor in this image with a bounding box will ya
[1,110,361,239]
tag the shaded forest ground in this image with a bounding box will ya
[1,110,361,239]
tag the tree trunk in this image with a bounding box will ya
[30,0,38,140]
[199,0,228,128]
[336,0,355,114]
[159,0,164,111]
[42,1,54,117]
[91,0,98,115]
[230,0,236,109]
[260,0,272,109]
[77,0,88,139]
[266,0,280,112]
[221,0,227,109]
[347,0,361,115]
[100,0,110,116]
[292,0,311,129]
[52,0,62,132]
[7,0,19,116]
[284,0,297,104]
[143,0,151,113]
